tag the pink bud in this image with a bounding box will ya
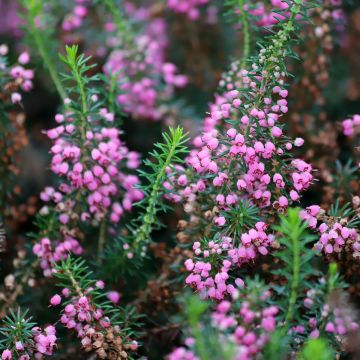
[271,126,282,137]
[107,291,120,304]
[50,294,61,306]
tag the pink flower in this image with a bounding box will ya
[50,294,62,306]
[1,350,12,360]
[214,216,226,226]
[107,291,120,304]
[294,137,304,147]
[271,126,282,137]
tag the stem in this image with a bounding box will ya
[65,52,89,159]
[134,160,174,245]
[108,72,118,115]
[328,262,337,294]
[97,220,107,261]
[72,65,88,143]
[134,132,185,246]
[283,227,300,331]
[190,320,208,360]
[238,0,250,68]
[64,267,84,298]
[26,0,67,101]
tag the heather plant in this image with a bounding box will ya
[0,308,57,359]
[0,45,32,224]
[0,0,360,359]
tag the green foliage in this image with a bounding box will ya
[223,199,260,238]
[21,0,67,100]
[134,127,189,247]
[332,160,359,200]
[0,308,36,351]
[272,208,318,329]
[225,0,251,66]
[182,295,235,360]
[298,338,335,360]
[100,126,188,278]
[329,199,360,228]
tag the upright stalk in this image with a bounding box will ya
[283,230,300,328]
[238,0,250,68]
[134,137,180,245]
[25,0,67,101]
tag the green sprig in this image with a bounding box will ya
[21,0,67,100]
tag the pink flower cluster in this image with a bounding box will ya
[1,325,57,360]
[301,289,359,340]
[342,114,360,137]
[1,45,33,103]
[167,0,209,20]
[184,239,245,300]
[211,299,278,359]
[43,109,143,223]
[32,326,57,357]
[57,291,111,333]
[300,205,360,256]
[168,292,279,360]
[0,1,23,37]
[50,283,138,356]
[243,0,289,28]
[104,7,187,121]
[62,0,89,32]
[169,73,312,210]
[33,236,83,277]
[168,347,199,360]
[184,222,273,300]
[322,304,359,336]
[163,51,313,300]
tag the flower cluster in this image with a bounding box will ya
[212,300,278,358]
[62,0,90,32]
[169,284,279,360]
[33,236,83,277]
[300,205,360,257]
[184,220,273,300]
[0,45,32,226]
[31,325,57,357]
[165,28,314,298]
[300,287,359,342]
[0,310,57,360]
[169,71,313,210]
[167,0,209,20]
[44,114,143,223]
[243,0,289,28]
[342,114,360,137]
[168,347,199,360]
[51,258,138,359]
[0,45,33,103]
[104,5,187,121]
[1,326,57,360]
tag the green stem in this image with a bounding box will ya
[64,267,84,297]
[67,54,88,153]
[108,72,118,115]
[238,0,250,68]
[134,135,182,246]
[97,220,107,261]
[26,0,67,101]
[283,228,300,330]
[190,320,208,360]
